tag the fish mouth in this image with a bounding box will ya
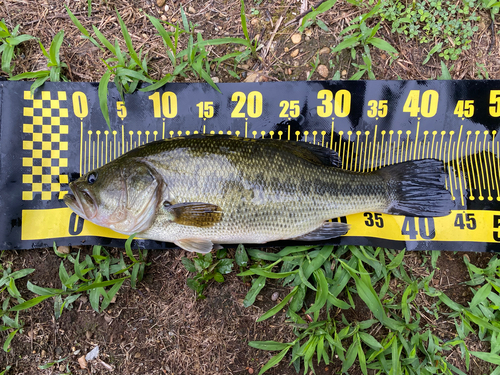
[64,184,97,220]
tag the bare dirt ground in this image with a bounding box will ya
[1,0,500,374]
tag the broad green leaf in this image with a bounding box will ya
[289,283,306,312]
[464,310,500,333]
[369,37,398,54]
[238,268,296,279]
[181,257,197,273]
[8,269,35,280]
[235,244,249,267]
[92,25,116,54]
[332,35,359,53]
[49,30,64,64]
[470,283,492,308]
[139,74,173,92]
[386,250,405,270]
[359,331,382,349]
[248,341,290,351]
[470,351,500,365]
[116,10,141,67]
[243,275,266,307]
[257,346,290,375]
[247,248,280,261]
[216,259,234,274]
[9,71,49,80]
[75,277,129,292]
[10,295,53,311]
[306,269,329,314]
[342,339,358,373]
[98,70,112,128]
[27,281,63,296]
[3,329,18,352]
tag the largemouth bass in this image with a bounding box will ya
[64,135,454,253]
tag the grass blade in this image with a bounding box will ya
[257,286,298,322]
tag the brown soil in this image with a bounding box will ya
[1,0,500,374]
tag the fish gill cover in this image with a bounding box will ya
[0,80,499,252]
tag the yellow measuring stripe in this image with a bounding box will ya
[21,208,128,240]
[343,210,500,243]
[21,208,500,244]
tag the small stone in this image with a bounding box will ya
[41,349,46,358]
[291,33,301,44]
[188,6,195,14]
[317,64,328,78]
[284,47,289,52]
[59,364,65,372]
[341,69,347,77]
[248,368,254,374]
[381,53,387,60]
[319,47,330,55]
[79,295,88,303]
[305,28,312,37]
[271,292,279,301]
[55,347,63,356]
[104,315,113,323]
[251,18,259,26]
[57,246,70,254]
[211,77,220,83]
[161,15,167,21]
[164,4,169,12]
[305,36,310,41]
[156,0,165,7]
[290,49,299,58]
[241,64,249,70]
[134,352,141,358]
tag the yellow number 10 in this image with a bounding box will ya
[148,92,178,118]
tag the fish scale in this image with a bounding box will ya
[64,135,455,253]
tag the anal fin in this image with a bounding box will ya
[175,238,214,253]
[290,221,350,241]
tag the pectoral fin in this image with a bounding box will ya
[164,202,223,227]
[290,222,350,241]
[175,239,214,253]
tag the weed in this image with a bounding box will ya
[0,19,33,76]
[476,62,490,79]
[241,245,491,374]
[182,248,234,299]
[331,2,398,79]
[146,0,258,92]
[0,267,34,352]
[10,30,67,94]
[377,0,480,63]
[66,7,152,129]
[0,235,149,352]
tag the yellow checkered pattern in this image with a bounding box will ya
[22,91,69,200]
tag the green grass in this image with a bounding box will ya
[9,30,68,95]
[182,248,234,299]
[0,19,33,76]
[239,245,500,375]
[0,234,148,353]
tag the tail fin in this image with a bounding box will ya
[377,159,456,217]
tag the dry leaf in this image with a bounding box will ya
[78,356,87,369]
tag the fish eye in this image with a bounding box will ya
[87,172,97,184]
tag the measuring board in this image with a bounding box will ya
[0,80,499,251]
